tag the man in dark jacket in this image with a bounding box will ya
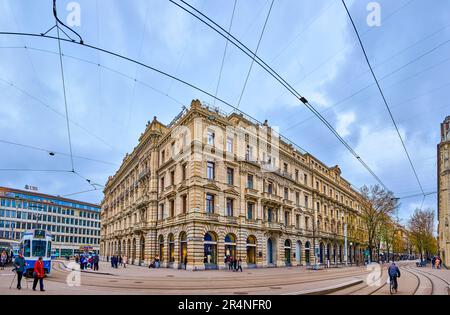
[388,262,401,291]
[13,251,26,290]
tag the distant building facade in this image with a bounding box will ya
[438,116,450,267]
[0,186,101,256]
[100,100,367,270]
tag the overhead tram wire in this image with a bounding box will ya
[270,0,337,62]
[126,2,152,130]
[0,75,114,150]
[341,0,425,196]
[62,188,101,197]
[54,11,75,172]
[0,169,72,173]
[0,31,310,161]
[213,0,237,106]
[0,46,186,107]
[393,191,437,201]
[271,0,419,102]
[282,38,450,133]
[236,0,274,109]
[0,2,387,190]
[167,0,388,190]
[0,139,118,166]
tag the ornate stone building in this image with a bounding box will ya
[100,100,367,270]
[438,116,450,267]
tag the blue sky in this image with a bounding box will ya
[0,0,448,225]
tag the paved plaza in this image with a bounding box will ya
[0,260,448,295]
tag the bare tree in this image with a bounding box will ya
[408,208,437,261]
[359,185,398,262]
[379,215,396,261]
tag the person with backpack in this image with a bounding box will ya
[388,261,401,292]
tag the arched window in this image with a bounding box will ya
[224,233,237,258]
[305,241,311,265]
[168,233,175,263]
[284,239,292,266]
[204,232,217,269]
[158,235,164,262]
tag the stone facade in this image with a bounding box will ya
[100,100,367,270]
[438,116,450,267]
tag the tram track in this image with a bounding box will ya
[406,266,450,295]
[52,260,369,283]
[368,265,421,295]
[49,261,371,292]
[330,262,422,295]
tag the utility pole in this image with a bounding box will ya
[344,223,348,267]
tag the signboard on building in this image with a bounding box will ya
[24,185,38,191]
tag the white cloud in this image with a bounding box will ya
[336,111,356,137]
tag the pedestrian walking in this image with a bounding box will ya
[233,257,237,271]
[228,256,233,271]
[184,256,187,270]
[0,251,7,270]
[32,257,45,292]
[436,257,441,269]
[13,251,26,290]
[432,256,436,269]
[123,256,127,268]
[237,258,243,272]
[93,255,99,271]
[119,256,123,266]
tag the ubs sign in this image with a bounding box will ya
[24,185,38,191]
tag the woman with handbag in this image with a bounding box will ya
[32,257,45,292]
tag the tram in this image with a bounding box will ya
[19,229,52,277]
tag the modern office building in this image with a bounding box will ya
[0,186,101,257]
[100,100,368,270]
[438,116,450,267]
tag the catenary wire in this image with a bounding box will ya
[0,75,114,149]
[168,0,388,189]
[0,139,118,166]
[1,24,380,190]
[283,41,450,133]
[55,23,75,172]
[213,0,237,106]
[236,0,274,109]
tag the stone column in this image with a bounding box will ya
[173,235,180,269]
[276,236,284,267]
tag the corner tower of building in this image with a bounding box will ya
[438,116,450,267]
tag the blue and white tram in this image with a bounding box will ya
[19,229,52,276]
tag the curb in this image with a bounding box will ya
[283,279,363,295]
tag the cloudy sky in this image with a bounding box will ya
[0,0,448,225]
